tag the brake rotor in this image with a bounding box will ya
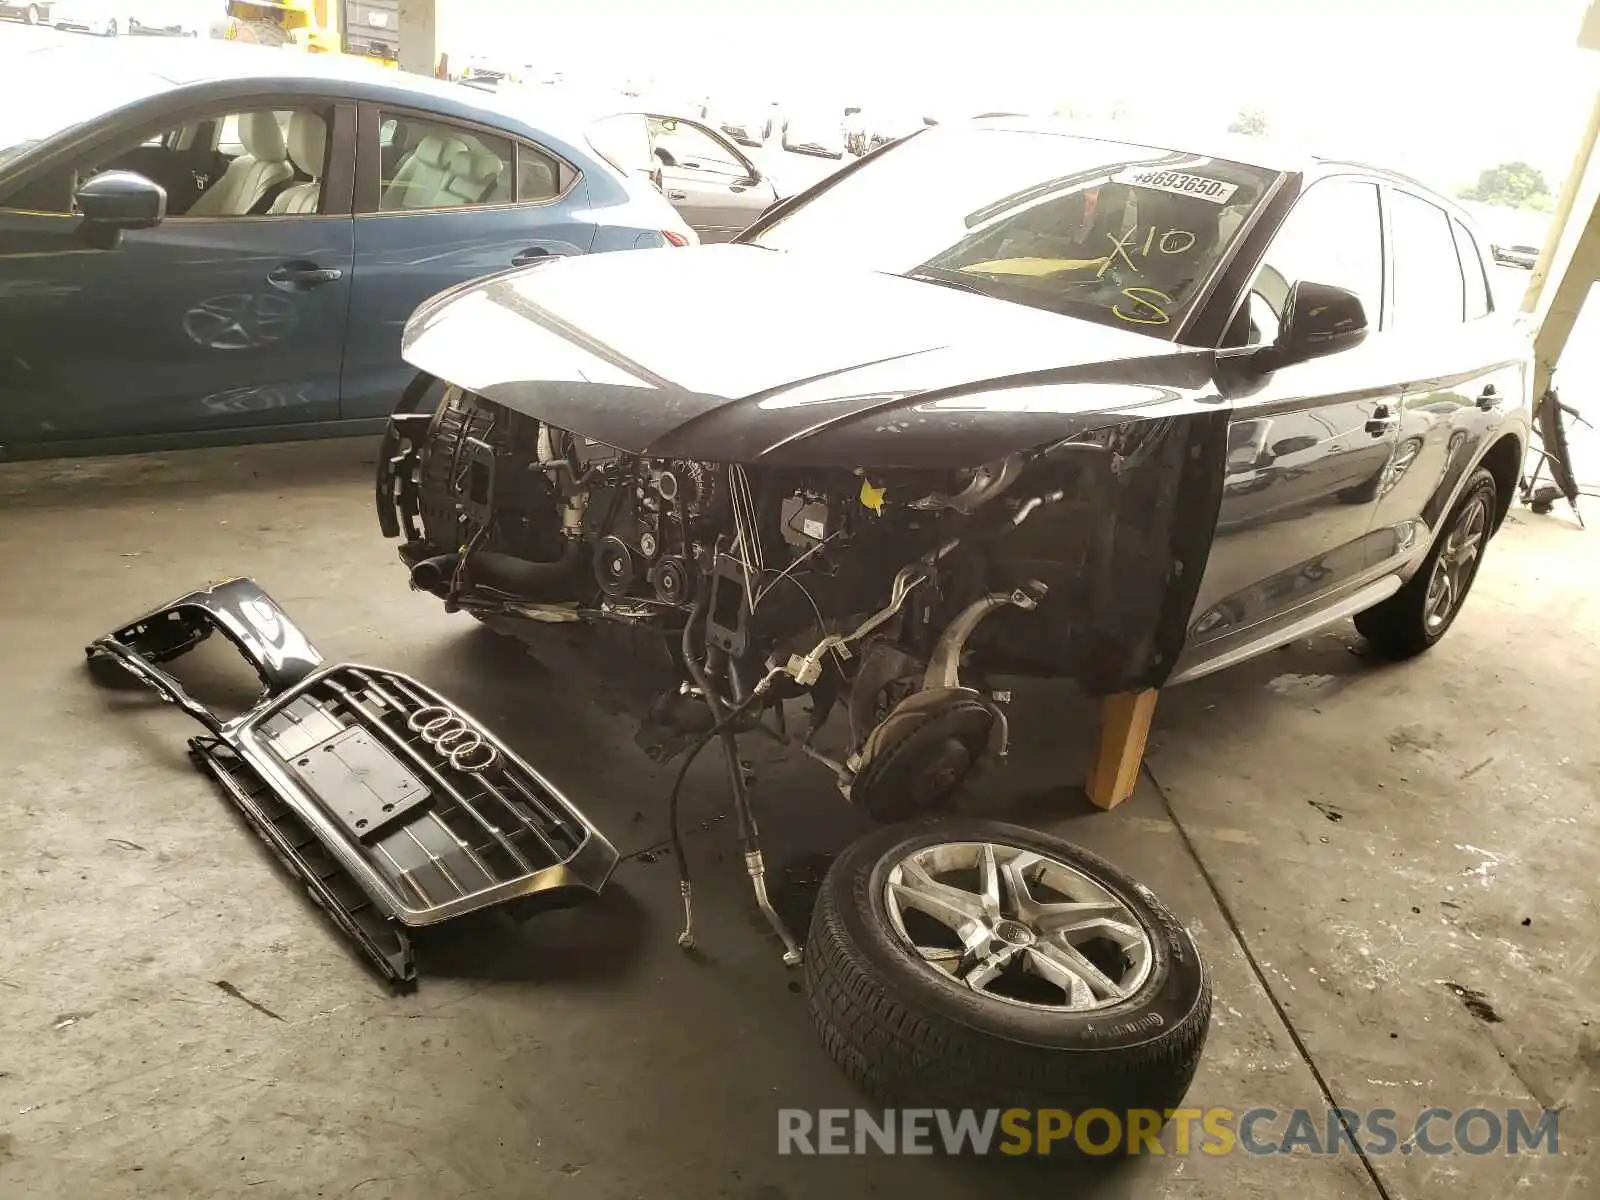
[848,688,1001,823]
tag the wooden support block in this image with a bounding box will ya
[1086,689,1159,810]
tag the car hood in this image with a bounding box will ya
[400,243,1226,468]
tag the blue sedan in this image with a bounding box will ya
[0,40,698,459]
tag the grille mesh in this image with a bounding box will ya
[254,666,584,911]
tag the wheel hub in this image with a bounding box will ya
[993,919,1034,947]
[1425,494,1488,633]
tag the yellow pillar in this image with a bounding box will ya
[1525,1,1600,400]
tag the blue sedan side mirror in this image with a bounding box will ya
[75,170,167,250]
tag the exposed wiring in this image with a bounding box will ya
[727,464,765,607]
[750,528,844,613]
[445,522,489,610]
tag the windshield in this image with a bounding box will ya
[751,127,1280,335]
[0,59,172,166]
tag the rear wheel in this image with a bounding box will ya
[1355,468,1496,659]
[230,17,289,46]
[804,819,1210,1157]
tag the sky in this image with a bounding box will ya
[435,0,1599,194]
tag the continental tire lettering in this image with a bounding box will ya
[1113,287,1174,326]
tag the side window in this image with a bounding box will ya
[1233,179,1383,347]
[60,106,327,219]
[648,117,746,175]
[516,143,562,203]
[378,112,512,212]
[1388,190,1466,328]
[1451,218,1491,319]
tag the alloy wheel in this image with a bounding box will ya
[1424,493,1488,633]
[883,840,1153,1011]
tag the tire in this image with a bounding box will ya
[231,17,288,47]
[1354,467,1496,659]
[1536,391,1579,503]
[25,4,40,24]
[804,819,1210,1157]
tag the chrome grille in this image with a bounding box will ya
[248,665,595,918]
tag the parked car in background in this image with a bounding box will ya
[1491,242,1538,269]
[52,0,121,34]
[860,105,924,150]
[842,105,866,155]
[640,112,776,241]
[459,54,529,92]
[0,2,51,24]
[781,109,845,158]
[707,99,767,148]
[761,100,784,142]
[0,39,695,458]
[130,0,207,36]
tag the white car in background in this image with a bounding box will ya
[53,0,202,36]
[51,0,120,34]
[0,2,53,26]
[781,109,846,158]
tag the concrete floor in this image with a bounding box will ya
[0,438,1594,1200]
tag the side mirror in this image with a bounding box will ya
[75,171,166,249]
[1261,280,1368,371]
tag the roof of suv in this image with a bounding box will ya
[966,114,1307,173]
[965,115,1457,207]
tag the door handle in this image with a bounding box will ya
[1365,404,1399,436]
[511,248,551,267]
[1476,385,1501,412]
[267,262,342,291]
[665,189,688,201]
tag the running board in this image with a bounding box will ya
[1167,576,1403,686]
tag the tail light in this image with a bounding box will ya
[662,230,691,247]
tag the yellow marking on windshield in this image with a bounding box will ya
[1112,287,1174,325]
[959,257,1106,277]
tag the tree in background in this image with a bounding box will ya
[1458,162,1553,211]
[1227,107,1269,137]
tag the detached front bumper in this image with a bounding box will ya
[86,578,618,989]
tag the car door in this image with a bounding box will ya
[1365,190,1524,565]
[1183,176,1402,661]
[646,115,774,242]
[0,100,355,456]
[340,105,598,421]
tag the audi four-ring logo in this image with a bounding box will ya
[407,705,498,773]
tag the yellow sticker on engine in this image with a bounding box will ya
[859,479,886,514]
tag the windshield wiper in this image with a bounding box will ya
[902,267,988,295]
